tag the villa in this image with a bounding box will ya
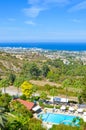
[16,98,86,126]
[16,99,41,113]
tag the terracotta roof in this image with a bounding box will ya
[17,99,34,110]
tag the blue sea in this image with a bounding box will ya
[0,42,86,51]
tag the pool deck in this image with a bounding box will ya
[34,107,85,120]
[34,107,86,130]
[44,108,86,119]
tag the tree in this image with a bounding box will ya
[14,76,25,96]
[42,64,50,77]
[0,107,7,130]
[62,79,71,104]
[0,93,12,111]
[14,77,25,88]
[28,118,46,130]
[62,79,71,88]
[81,86,86,103]
[0,78,10,93]
[50,87,57,107]
[21,81,33,98]
[52,59,63,68]
[50,87,57,97]
[29,63,41,79]
[6,119,23,130]
[32,85,38,93]
[9,73,16,85]
[47,70,59,82]
[73,80,83,88]
[78,95,82,104]
[40,92,47,101]
[32,85,38,97]
[7,100,33,130]
[50,124,80,130]
[20,62,31,80]
[10,100,33,118]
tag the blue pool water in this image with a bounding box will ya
[38,113,79,126]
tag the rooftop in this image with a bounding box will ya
[17,99,34,110]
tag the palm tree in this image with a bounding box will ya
[0,107,7,130]
[40,91,47,101]
[0,78,10,93]
[62,79,71,105]
[14,76,24,97]
[50,88,57,110]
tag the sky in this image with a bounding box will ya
[0,0,86,42]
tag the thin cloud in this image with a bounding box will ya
[24,20,36,25]
[72,19,81,23]
[23,7,45,17]
[44,0,69,5]
[69,1,86,12]
[28,0,69,5]
[28,0,41,5]
[23,0,70,18]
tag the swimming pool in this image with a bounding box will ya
[38,113,79,126]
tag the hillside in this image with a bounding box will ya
[0,52,23,77]
[0,49,86,90]
[0,49,47,78]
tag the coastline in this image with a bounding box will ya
[0,42,86,51]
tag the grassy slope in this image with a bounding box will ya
[0,52,23,77]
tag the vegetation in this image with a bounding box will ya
[8,73,16,85]
[0,90,85,130]
[42,64,50,77]
[40,91,47,100]
[0,51,86,129]
[0,93,12,111]
[81,86,86,103]
[29,63,41,79]
[0,107,7,130]
[28,118,46,130]
[50,124,80,130]
[0,78,10,93]
[6,97,46,129]
[21,81,33,98]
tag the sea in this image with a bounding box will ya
[0,42,86,51]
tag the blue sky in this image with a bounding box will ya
[0,0,86,42]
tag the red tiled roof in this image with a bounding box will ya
[17,99,34,110]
